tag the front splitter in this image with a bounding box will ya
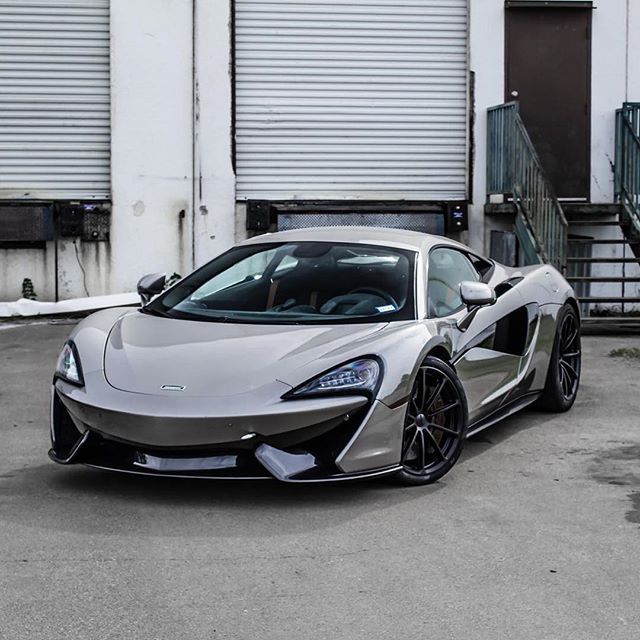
[77,462,402,483]
[49,433,401,483]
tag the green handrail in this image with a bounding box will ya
[615,103,640,234]
[487,103,568,272]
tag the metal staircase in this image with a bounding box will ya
[486,102,640,330]
[563,204,640,324]
[615,103,640,257]
[487,103,568,273]
[563,103,640,325]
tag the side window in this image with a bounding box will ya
[428,248,480,318]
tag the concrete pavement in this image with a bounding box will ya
[1,321,639,640]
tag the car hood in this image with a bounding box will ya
[103,312,387,397]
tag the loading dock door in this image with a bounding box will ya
[235,0,469,201]
[0,0,111,200]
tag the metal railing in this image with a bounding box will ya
[487,102,568,272]
[615,103,640,233]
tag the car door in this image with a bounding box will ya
[427,247,536,425]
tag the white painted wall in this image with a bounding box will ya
[590,0,627,202]
[1,0,238,303]
[192,0,236,269]
[1,0,639,304]
[469,0,638,259]
[109,0,194,292]
[468,0,504,254]
[629,0,640,101]
[0,245,52,302]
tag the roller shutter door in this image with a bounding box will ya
[235,0,469,201]
[0,0,110,200]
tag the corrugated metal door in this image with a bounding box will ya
[0,0,110,200]
[235,0,469,201]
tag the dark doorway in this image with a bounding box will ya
[506,5,592,200]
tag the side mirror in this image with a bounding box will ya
[457,282,496,332]
[460,281,496,309]
[137,273,166,306]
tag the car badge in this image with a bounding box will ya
[161,384,186,391]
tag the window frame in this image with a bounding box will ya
[425,245,493,319]
[147,241,420,325]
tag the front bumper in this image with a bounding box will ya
[50,376,405,482]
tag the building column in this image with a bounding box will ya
[192,0,237,269]
[109,0,194,294]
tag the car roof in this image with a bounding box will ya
[239,226,471,254]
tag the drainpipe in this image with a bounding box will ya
[191,0,198,271]
[53,212,59,302]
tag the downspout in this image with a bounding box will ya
[53,211,59,302]
[191,0,197,270]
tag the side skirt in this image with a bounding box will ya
[466,392,542,439]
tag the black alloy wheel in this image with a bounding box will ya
[538,304,581,412]
[557,309,581,401]
[395,356,468,486]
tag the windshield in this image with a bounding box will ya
[148,242,416,324]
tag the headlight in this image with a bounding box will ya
[287,358,381,398]
[55,341,84,386]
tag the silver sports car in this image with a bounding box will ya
[50,227,581,485]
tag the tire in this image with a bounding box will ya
[536,303,581,412]
[394,356,468,486]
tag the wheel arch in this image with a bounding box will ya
[376,334,453,409]
[565,295,581,321]
[536,298,581,412]
[425,345,452,366]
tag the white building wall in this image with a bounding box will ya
[629,0,640,101]
[469,0,637,258]
[109,0,194,293]
[468,0,504,254]
[586,0,640,305]
[2,0,640,303]
[590,0,627,202]
[192,0,236,268]
[0,244,52,302]
[0,0,234,303]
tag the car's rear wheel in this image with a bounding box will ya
[537,303,581,412]
[394,356,468,486]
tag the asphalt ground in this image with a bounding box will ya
[1,321,639,640]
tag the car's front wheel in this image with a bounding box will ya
[394,356,468,486]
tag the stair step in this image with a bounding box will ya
[581,317,640,334]
[567,277,640,283]
[579,297,640,303]
[562,204,622,216]
[583,317,640,323]
[484,203,517,216]
[568,238,639,244]
[567,257,639,263]
[569,220,628,227]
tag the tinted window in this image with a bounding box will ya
[428,248,480,318]
[148,242,416,324]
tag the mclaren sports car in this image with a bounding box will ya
[50,227,581,485]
